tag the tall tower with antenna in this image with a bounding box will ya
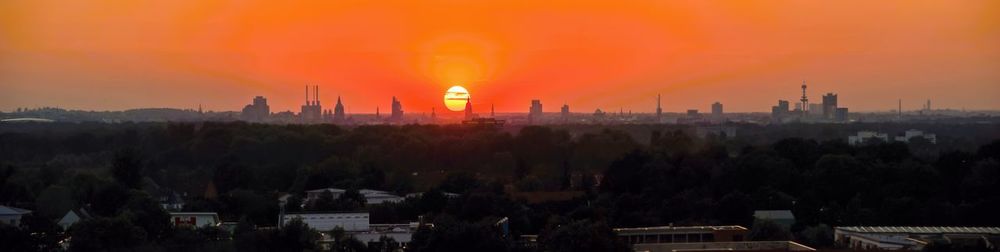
[800,81,809,113]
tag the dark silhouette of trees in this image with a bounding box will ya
[540,220,630,252]
[1,123,999,250]
[111,148,143,189]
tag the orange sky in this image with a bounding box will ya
[1,0,999,113]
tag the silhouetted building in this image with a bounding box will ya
[656,94,663,122]
[334,96,346,122]
[771,100,790,122]
[241,96,270,122]
[808,103,823,116]
[390,96,403,121]
[560,104,569,120]
[464,98,474,120]
[301,85,323,123]
[822,93,837,119]
[593,108,606,118]
[686,109,699,117]
[529,100,543,123]
[711,102,723,117]
[835,107,848,122]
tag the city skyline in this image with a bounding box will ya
[2,1,999,113]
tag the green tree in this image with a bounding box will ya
[69,217,148,251]
[748,220,792,241]
[111,148,144,189]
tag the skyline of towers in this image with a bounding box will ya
[228,82,868,124]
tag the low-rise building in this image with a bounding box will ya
[170,212,221,228]
[834,226,1000,251]
[753,210,796,230]
[632,241,815,252]
[0,205,32,227]
[895,129,937,144]
[616,225,815,251]
[305,188,347,202]
[848,131,889,145]
[359,189,405,205]
[282,212,370,232]
[305,188,404,205]
[615,225,749,245]
[57,209,91,230]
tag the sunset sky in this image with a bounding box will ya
[1,0,998,113]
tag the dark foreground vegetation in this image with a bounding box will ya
[1,122,998,251]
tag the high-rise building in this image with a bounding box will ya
[560,104,570,120]
[241,96,270,122]
[711,102,723,117]
[529,100,543,123]
[809,104,823,116]
[390,96,403,121]
[771,100,789,122]
[835,108,849,122]
[334,96,346,122]
[822,93,838,119]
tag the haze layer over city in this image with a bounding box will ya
[1,1,999,252]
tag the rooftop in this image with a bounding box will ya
[0,205,32,215]
[836,226,1000,235]
[754,210,795,220]
[615,225,747,234]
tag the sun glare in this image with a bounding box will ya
[444,86,470,111]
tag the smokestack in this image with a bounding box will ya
[305,85,310,104]
[315,86,319,104]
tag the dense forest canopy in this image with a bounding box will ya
[0,122,998,251]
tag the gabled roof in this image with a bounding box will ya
[0,205,32,216]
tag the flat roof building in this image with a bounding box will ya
[835,226,1000,251]
[615,225,748,245]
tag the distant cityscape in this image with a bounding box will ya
[3,82,997,126]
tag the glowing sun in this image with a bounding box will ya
[444,86,470,111]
